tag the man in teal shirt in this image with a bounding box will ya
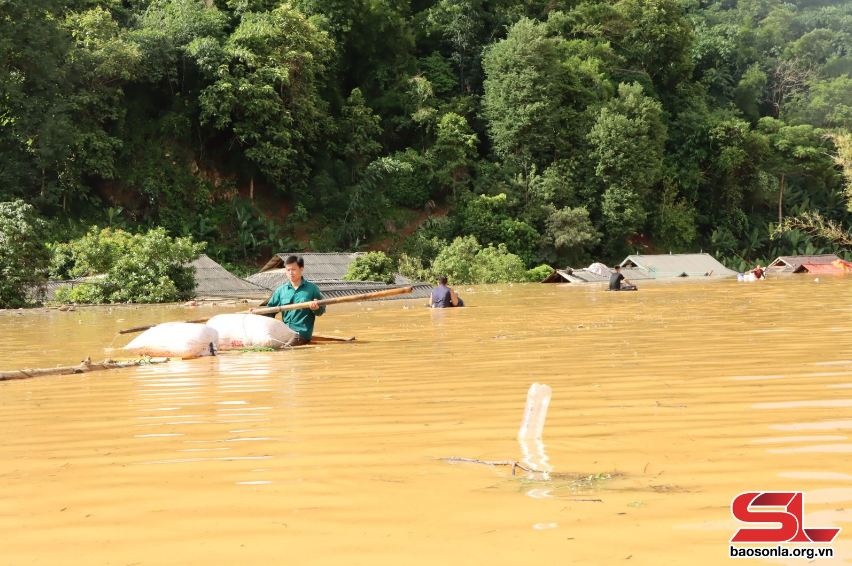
[265,255,325,346]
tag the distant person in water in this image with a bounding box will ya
[751,264,765,279]
[609,265,636,291]
[429,276,464,307]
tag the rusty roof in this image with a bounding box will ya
[768,254,841,271]
[792,262,846,274]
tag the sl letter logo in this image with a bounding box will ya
[731,492,840,543]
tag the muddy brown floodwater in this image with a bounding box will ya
[1,277,851,565]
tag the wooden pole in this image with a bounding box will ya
[249,286,413,316]
[118,286,414,335]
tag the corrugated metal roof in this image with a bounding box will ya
[620,253,736,278]
[247,257,432,302]
[258,252,363,279]
[192,254,270,299]
[768,254,840,271]
[542,267,651,283]
[246,270,292,290]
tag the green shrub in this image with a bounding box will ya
[54,281,109,304]
[471,243,527,283]
[51,227,204,303]
[343,251,396,284]
[397,253,430,282]
[525,264,554,282]
[457,193,541,265]
[0,200,50,308]
[430,235,481,284]
[429,236,529,284]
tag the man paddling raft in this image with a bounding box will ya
[265,255,325,346]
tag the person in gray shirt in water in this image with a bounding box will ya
[429,276,464,307]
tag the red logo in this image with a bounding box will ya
[731,492,840,543]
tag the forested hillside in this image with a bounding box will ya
[2,0,850,271]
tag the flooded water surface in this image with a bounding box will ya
[2,277,852,565]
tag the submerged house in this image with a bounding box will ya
[40,254,271,302]
[191,254,270,300]
[543,253,736,284]
[542,265,651,284]
[619,253,737,278]
[766,254,845,274]
[249,252,363,288]
[246,252,432,301]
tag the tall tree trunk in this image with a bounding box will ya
[250,176,254,201]
[778,173,785,225]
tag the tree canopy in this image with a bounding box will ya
[1,0,850,279]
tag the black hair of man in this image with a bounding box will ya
[437,275,448,285]
[285,255,304,268]
[614,265,621,271]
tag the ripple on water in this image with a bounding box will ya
[750,435,847,444]
[777,471,852,481]
[767,443,852,454]
[772,420,852,431]
[752,399,852,410]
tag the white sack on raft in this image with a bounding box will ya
[123,322,218,359]
[205,313,293,350]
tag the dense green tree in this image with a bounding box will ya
[338,156,411,247]
[0,200,50,307]
[542,206,600,265]
[481,18,574,169]
[785,76,852,129]
[0,0,72,203]
[1,0,851,275]
[424,0,484,93]
[198,5,333,192]
[588,82,666,241]
[56,7,142,208]
[430,112,478,196]
[338,88,383,181]
[701,116,770,234]
[831,132,852,211]
[294,0,415,110]
[613,0,694,90]
[757,117,835,224]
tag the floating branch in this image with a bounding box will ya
[441,457,625,484]
[0,357,169,381]
[440,457,543,476]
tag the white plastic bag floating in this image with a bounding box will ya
[205,313,293,350]
[123,322,218,359]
